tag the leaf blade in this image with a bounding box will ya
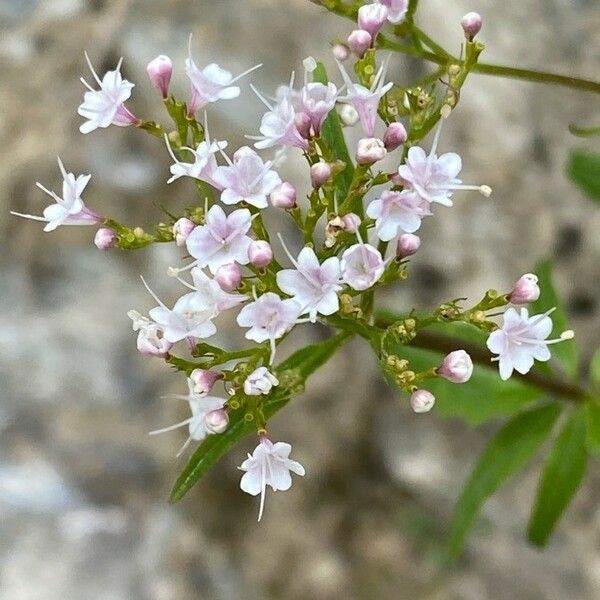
[567,150,600,201]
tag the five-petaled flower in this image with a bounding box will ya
[341,243,386,291]
[367,190,432,241]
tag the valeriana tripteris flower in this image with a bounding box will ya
[212,146,282,209]
[185,38,262,115]
[366,189,432,241]
[376,0,409,24]
[127,310,173,358]
[185,205,253,274]
[341,243,386,290]
[300,81,338,135]
[486,307,574,380]
[337,55,393,137]
[244,367,279,396]
[239,436,305,521]
[276,237,342,321]
[11,157,102,232]
[150,377,225,456]
[78,53,139,134]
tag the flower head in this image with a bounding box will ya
[244,367,279,396]
[78,53,138,134]
[300,81,338,135]
[376,0,409,24]
[486,307,574,380]
[239,436,305,521]
[127,310,173,358]
[341,243,385,290]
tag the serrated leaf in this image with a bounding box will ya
[585,401,600,456]
[567,150,600,201]
[527,408,588,546]
[169,332,350,503]
[530,260,578,379]
[448,403,561,557]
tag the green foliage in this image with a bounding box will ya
[448,403,562,557]
[590,348,600,391]
[527,408,588,546]
[567,150,600,201]
[585,401,600,456]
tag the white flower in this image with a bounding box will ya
[188,267,247,312]
[185,205,253,274]
[276,240,342,321]
[337,55,393,137]
[486,307,574,380]
[78,53,137,134]
[239,437,305,521]
[244,367,279,396]
[341,243,386,290]
[127,310,173,357]
[366,189,432,241]
[149,377,225,456]
[376,0,409,24]
[212,146,282,209]
[11,157,102,232]
[300,81,338,134]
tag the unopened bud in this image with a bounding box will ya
[347,29,372,58]
[205,409,229,434]
[383,122,408,151]
[461,12,482,42]
[190,368,224,396]
[508,273,540,306]
[339,104,359,127]
[396,233,421,258]
[310,162,332,188]
[437,350,473,383]
[342,212,361,233]
[410,389,435,413]
[248,240,273,269]
[94,228,116,250]
[332,43,350,61]
[294,111,312,139]
[173,217,195,247]
[215,263,242,291]
[146,55,173,98]
[356,137,387,165]
[270,182,297,209]
[357,4,388,39]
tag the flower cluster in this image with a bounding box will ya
[12,15,574,521]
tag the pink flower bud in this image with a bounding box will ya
[270,182,297,209]
[310,162,332,188]
[508,273,540,306]
[347,29,372,58]
[173,217,195,247]
[396,233,421,258]
[410,389,435,413]
[190,368,224,396]
[356,137,387,165]
[342,212,361,233]
[94,228,116,250]
[205,409,229,434]
[461,12,482,41]
[437,350,473,383]
[332,43,350,61]
[383,122,408,151]
[147,55,173,98]
[357,4,388,39]
[248,240,273,269]
[294,112,313,139]
[214,263,242,291]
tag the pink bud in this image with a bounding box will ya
[270,182,297,209]
[214,263,242,291]
[396,233,421,258]
[205,409,229,434]
[342,213,361,233]
[146,55,173,98]
[357,4,388,39]
[310,162,332,188]
[190,369,224,396]
[508,273,540,306]
[410,389,435,413]
[356,137,387,165]
[173,217,195,247]
[94,228,116,250]
[437,350,473,383]
[461,12,482,41]
[332,43,350,61]
[248,240,273,269]
[294,112,313,139]
[383,122,408,151]
[347,29,372,58]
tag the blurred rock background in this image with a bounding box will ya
[0,0,599,598]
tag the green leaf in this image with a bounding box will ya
[568,124,600,138]
[448,403,562,557]
[169,332,350,503]
[590,348,600,391]
[585,401,600,456]
[567,150,600,201]
[313,62,355,199]
[530,260,578,379]
[527,408,588,546]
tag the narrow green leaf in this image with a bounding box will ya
[530,260,578,379]
[169,332,350,503]
[567,150,600,201]
[448,403,561,557]
[313,62,355,199]
[590,348,600,390]
[527,408,588,546]
[585,401,600,456]
[568,124,600,138]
